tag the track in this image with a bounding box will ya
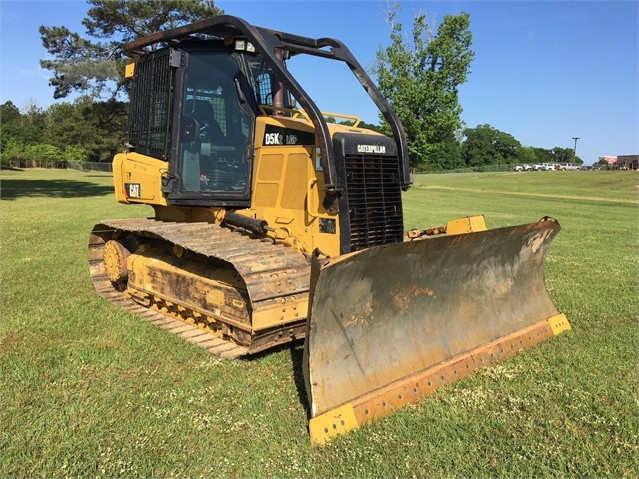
[89,218,311,358]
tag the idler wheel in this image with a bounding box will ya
[103,240,130,283]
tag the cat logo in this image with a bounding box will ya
[357,144,386,154]
[125,183,141,198]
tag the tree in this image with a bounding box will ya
[46,97,128,162]
[1,102,30,167]
[1,101,21,124]
[63,145,89,169]
[40,0,223,100]
[461,124,521,167]
[357,121,384,134]
[437,135,464,170]
[0,101,47,149]
[550,147,578,164]
[1,137,25,168]
[373,3,474,168]
[1,99,120,167]
[533,147,554,164]
[0,102,22,162]
[24,144,65,168]
[516,146,538,165]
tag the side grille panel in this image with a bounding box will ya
[345,154,404,251]
[128,50,173,160]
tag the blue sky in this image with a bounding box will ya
[1,0,637,165]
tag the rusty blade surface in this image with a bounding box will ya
[303,219,561,417]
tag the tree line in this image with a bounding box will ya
[1,98,578,171]
[1,0,580,171]
[1,98,127,169]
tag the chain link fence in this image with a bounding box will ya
[80,162,113,173]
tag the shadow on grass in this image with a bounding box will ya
[290,344,311,418]
[0,179,113,200]
[249,342,311,419]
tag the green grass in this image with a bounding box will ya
[1,168,637,478]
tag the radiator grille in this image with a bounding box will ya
[345,154,404,251]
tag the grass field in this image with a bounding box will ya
[1,168,637,478]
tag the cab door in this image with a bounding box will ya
[170,49,255,207]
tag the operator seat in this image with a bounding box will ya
[185,99,228,145]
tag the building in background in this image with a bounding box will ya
[616,155,638,170]
[599,155,618,165]
[597,155,638,170]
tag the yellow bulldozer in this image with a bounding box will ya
[89,15,570,444]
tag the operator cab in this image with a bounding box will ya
[127,39,294,207]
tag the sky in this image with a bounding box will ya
[1,0,637,165]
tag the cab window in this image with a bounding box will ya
[179,52,253,197]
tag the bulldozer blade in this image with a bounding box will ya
[303,218,570,444]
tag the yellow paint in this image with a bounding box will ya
[548,314,571,335]
[257,153,284,181]
[252,116,341,257]
[309,403,358,445]
[446,215,487,235]
[113,152,168,206]
[125,62,135,78]
[281,153,309,210]
[251,297,309,331]
[253,182,280,208]
[206,290,225,307]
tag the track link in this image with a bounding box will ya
[89,218,311,358]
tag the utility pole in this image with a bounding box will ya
[572,137,580,158]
